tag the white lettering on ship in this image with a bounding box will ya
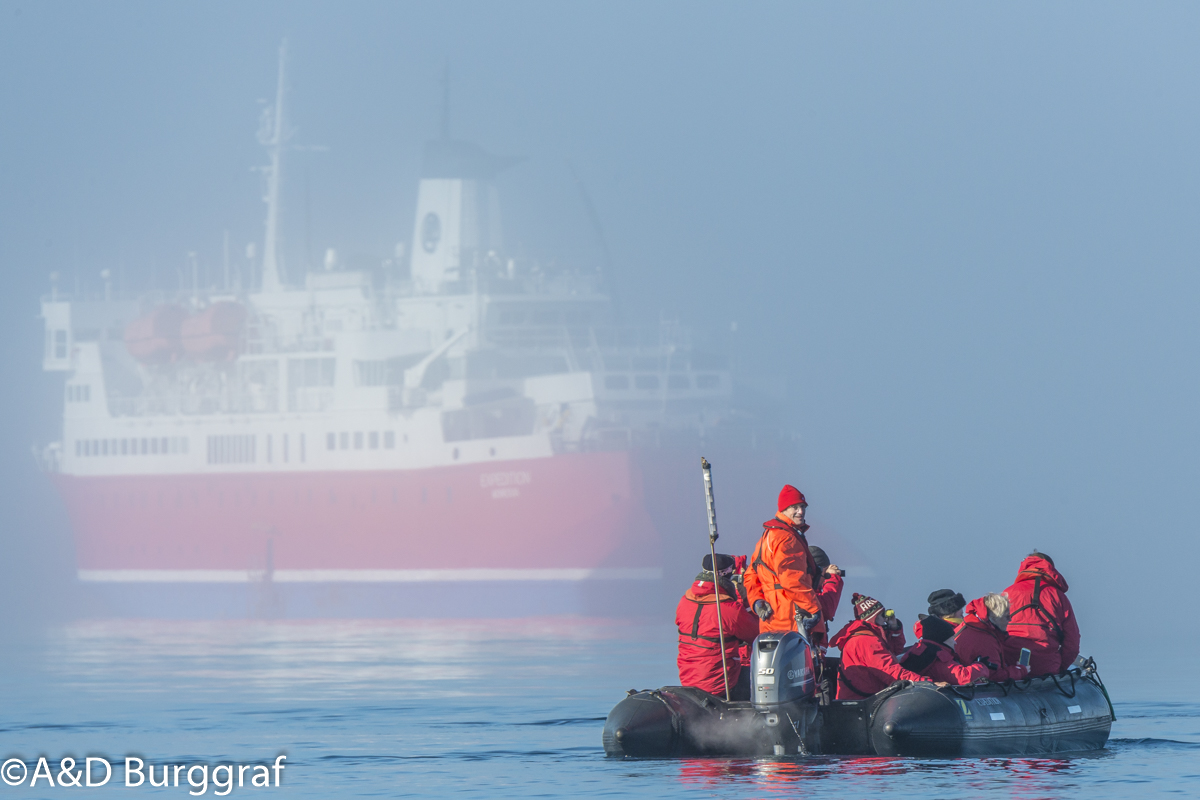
[481,471,531,499]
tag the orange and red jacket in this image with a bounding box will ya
[1002,556,1080,676]
[829,619,930,700]
[675,579,761,696]
[954,598,1025,683]
[743,515,821,633]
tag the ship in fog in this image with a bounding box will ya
[36,45,805,618]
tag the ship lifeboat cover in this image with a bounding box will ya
[180,302,247,360]
[124,304,188,364]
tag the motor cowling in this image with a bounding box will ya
[751,631,815,709]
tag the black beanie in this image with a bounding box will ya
[917,613,956,644]
[809,546,830,573]
[927,589,966,618]
[702,553,735,573]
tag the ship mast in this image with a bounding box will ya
[259,40,288,293]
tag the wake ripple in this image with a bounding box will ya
[1109,737,1200,749]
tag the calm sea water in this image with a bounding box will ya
[1,620,1196,798]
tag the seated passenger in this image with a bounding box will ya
[806,545,845,649]
[899,615,988,685]
[676,553,761,700]
[830,594,934,700]
[954,594,1031,683]
[926,589,967,624]
[1003,551,1080,677]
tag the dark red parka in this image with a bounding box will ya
[676,578,760,695]
[810,572,845,648]
[900,619,988,685]
[954,598,1028,683]
[1002,555,1080,676]
[830,619,930,700]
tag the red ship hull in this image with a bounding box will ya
[53,450,672,618]
[52,442,873,618]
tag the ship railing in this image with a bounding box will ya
[484,324,693,356]
[242,327,333,356]
[106,391,283,417]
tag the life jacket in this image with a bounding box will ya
[1009,574,1066,646]
[677,581,739,650]
[749,517,821,623]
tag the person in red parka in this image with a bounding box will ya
[899,615,988,685]
[676,553,760,699]
[829,593,935,700]
[806,545,844,649]
[954,594,1031,683]
[1002,552,1081,677]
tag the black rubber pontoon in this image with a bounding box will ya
[603,653,1114,758]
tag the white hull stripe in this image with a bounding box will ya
[78,568,664,584]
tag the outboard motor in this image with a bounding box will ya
[751,631,818,755]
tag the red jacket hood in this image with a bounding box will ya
[684,580,738,604]
[830,619,881,650]
[960,597,1000,631]
[1013,555,1068,592]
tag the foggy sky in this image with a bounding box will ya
[1,1,1198,666]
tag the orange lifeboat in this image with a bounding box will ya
[180,302,246,361]
[124,304,187,363]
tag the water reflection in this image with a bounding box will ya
[39,618,667,700]
[677,753,1095,797]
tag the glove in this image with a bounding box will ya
[1010,664,1031,680]
[801,614,819,635]
[753,600,772,620]
[974,655,999,671]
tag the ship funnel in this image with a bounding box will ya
[409,139,519,293]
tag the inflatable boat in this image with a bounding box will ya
[603,631,1114,758]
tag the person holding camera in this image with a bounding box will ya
[805,545,845,649]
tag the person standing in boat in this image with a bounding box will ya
[899,615,988,685]
[1002,552,1080,677]
[743,486,823,634]
[954,593,1031,682]
[829,594,936,700]
[675,553,760,700]
[926,589,967,625]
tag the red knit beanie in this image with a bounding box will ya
[777,485,807,512]
[852,593,884,622]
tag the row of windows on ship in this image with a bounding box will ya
[73,429,407,464]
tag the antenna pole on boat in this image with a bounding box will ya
[701,457,731,702]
